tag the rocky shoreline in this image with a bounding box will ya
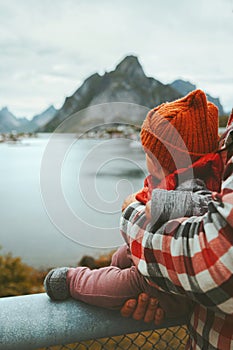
[0,132,37,144]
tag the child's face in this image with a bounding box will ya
[146,154,168,180]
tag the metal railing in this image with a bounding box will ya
[0,293,189,350]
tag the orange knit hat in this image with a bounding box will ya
[141,89,219,173]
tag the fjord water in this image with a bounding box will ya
[0,134,146,268]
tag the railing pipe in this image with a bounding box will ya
[0,293,187,350]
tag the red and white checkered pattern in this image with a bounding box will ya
[120,128,233,349]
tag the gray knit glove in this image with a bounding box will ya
[151,179,212,225]
[44,267,70,300]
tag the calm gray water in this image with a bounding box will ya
[0,134,146,268]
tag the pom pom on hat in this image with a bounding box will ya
[140,89,219,173]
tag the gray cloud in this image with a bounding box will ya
[0,0,232,118]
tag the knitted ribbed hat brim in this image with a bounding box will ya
[141,89,219,172]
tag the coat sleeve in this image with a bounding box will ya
[150,186,211,224]
[120,160,233,315]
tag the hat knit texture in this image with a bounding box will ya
[140,89,219,173]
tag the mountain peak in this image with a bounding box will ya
[1,106,9,113]
[45,105,56,113]
[31,105,57,128]
[115,55,145,79]
[170,80,196,96]
[116,55,140,68]
[38,56,225,132]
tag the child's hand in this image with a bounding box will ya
[122,193,138,212]
[145,201,151,220]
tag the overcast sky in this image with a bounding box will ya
[0,0,232,119]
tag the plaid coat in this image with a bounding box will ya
[120,127,233,350]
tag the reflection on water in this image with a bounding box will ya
[97,168,144,178]
[0,134,147,268]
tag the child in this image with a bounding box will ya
[44,90,221,318]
